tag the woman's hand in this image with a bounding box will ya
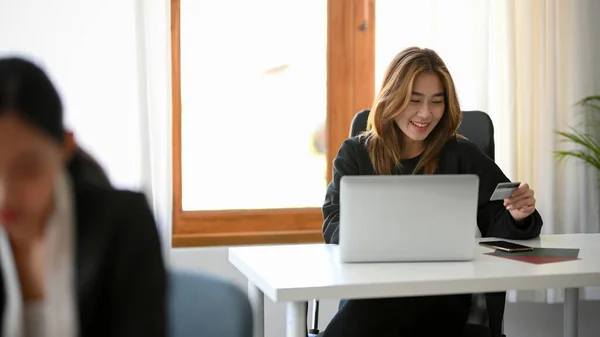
[4,217,46,301]
[504,183,536,223]
[11,238,45,300]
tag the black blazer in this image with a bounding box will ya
[0,163,167,336]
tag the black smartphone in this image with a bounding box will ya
[479,240,533,252]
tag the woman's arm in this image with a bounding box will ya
[476,162,543,239]
[322,139,360,244]
[108,193,167,337]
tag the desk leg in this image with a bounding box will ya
[248,281,265,337]
[287,301,308,337]
[564,287,579,337]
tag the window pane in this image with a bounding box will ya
[180,0,327,211]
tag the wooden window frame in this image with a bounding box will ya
[171,0,376,247]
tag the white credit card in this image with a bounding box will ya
[490,182,520,201]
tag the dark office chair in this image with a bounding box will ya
[308,109,505,337]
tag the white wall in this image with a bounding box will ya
[0,0,144,191]
[172,247,600,337]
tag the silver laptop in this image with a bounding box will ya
[339,174,479,263]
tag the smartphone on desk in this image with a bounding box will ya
[479,240,533,252]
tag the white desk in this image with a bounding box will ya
[229,234,600,337]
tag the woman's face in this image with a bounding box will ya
[0,113,67,238]
[394,72,445,148]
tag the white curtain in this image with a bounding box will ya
[508,0,600,238]
[504,0,600,303]
[134,0,173,259]
[377,0,600,303]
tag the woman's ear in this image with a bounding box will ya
[62,131,77,162]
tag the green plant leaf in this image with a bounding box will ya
[576,95,600,104]
[555,126,600,171]
[556,128,600,151]
[576,95,600,112]
[555,95,600,172]
[555,150,600,171]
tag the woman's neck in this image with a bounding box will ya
[401,139,425,159]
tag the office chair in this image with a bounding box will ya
[308,109,505,337]
[169,270,253,337]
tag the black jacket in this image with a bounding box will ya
[0,154,167,336]
[323,136,543,244]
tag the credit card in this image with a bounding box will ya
[490,182,520,201]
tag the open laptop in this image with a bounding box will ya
[339,174,479,263]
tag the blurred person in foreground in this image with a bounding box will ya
[0,57,166,337]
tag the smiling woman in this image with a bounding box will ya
[171,0,376,247]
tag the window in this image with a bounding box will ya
[171,0,375,246]
[180,0,327,212]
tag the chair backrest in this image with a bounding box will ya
[168,270,253,337]
[349,109,495,160]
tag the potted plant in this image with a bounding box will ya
[555,95,600,172]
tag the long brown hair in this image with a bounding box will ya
[364,47,462,175]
